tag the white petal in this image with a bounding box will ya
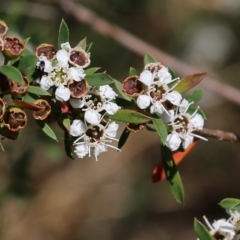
[166,91,182,106]
[84,110,101,125]
[94,144,108,161]
[74,143,89,158]
[69,98,85,108]
[165,133,181,151]
[70,119,86,137]
[182,135,194,149]
[44,60,53,73]
[104,102,120,115]
[68,67,85,81]
[150,102,164,115]
[157,67,172,84]
[105,122,119,138]
[190,113,204,129]
[139,70,153,86]
[137,95,151,109]
[179,99,190,113]
[159,110,174,123]
[99,85,117,99]
[56,49,69,65]
[55,85,71,101]
[61,42,71,52]
[40,76,51,90]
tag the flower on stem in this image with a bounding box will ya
[165,99,207,151]
[69,119,120,161]
[136,63,182,116]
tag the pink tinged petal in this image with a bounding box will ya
[69,67,85,81]
[94,144,108,161]
[40,76,51,90]
[139,70,153,86]
[55,85,71,101]
[56,49,69,65]
[190,113,204,129]
[61,42,71,52]
[70,119,86,137]
[99,85,117,99]
[69,98,85,108]
[84,110,101,125]
[182,135,194,150]
[74,144,89,158]
[165,133,181,151]
[167,91,182,106]
[104,102,120,115]
[137,95,151,109]
[105,122,119,138]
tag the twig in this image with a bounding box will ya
[195,128,240,143]
[55,0,240,106]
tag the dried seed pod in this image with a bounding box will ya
[69,48,90,68]
[0,20,8,38]
[126,122,145,133]
[35,43,57,61]
[32,99,51,120]
[68,79,88,99]
[122,75,144,98]
[3,36,25,59]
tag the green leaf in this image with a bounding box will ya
[0,142,4,152]
[167,66,176,79]
[58,19,69,49]
[64,131,74,160]
[36,120,58,141]
[153,118,168,145]
[186,89,204,103]
[161,146,184,204]
[86,42,93,52]
[76,37,87,50]
[22,92,37,103]
[108,109,152,124]
[118,127,130,149]
[113,79,132,101]
[0,65,24,84]
[13,54,37,70]
[173,72,207,93]
[61,114,71,131]
[85,73,113,86]
[194,218,213,240]
[219,198,240,211]
[27,86,51,96]
[23,37,31,46]
[84,67,101,75]
[129,67,138,76]
[144,54,157,65]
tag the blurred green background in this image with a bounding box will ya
[1,0,240,239]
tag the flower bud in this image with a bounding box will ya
[69,48,90,68]
[0,20,8,38]
[3,36,25,59]
[35,43,57,61]
[68,79,88,98]
[3,107,27,131]
[122,76,144,98]
[32,99,51,120]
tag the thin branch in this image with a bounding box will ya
[55,0,240,106]
[195,128,240,143]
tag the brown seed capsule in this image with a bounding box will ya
[3,36,25,59]
[11,75,29,95]
[126,122,145,133]
[0,20,8,38]
[0,126,19,140]
[35,43,57,61]
[0,72,11,93]
[69,48,90,68]
[68,79,89,98]
[0,37,4,51]
[122,75,144,98]
[3,107,27,131]
[32,99,51,120]
[0,98,6,119]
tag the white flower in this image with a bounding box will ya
[99,85,117,99]
[165,99,207,151]
[137,95,151,109]
[203,216,235,240]
[69,98,85,108]
[68,67,85,82]
[103,102,120,115]
[227,210,240,231]
[70,120,120,161]
[36,55,53,73]
[55,85,71,101]
[84,110,101,125]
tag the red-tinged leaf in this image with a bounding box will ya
[12,100,44,111]
[173,72,207,93]
[152,140,198,183]
[60,101,69,113]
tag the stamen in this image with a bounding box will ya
[203,215,214,230]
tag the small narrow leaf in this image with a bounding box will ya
[64,131,74,160]
[144,54,157,65]
[58,19,69,49]
[85,73,113,86]
[173,72,207,93]
[153,118,168,144]
[36,120,58,141]
[22,92,38,103]
[61,114,71,131]
[129,67,138,76]
[113,79,132,101]
[23,37,31,45]
[118,127,131,149]
[0,65,24,84]
[27,86,51,96]
[186,89,204,103]
[13,54,37,70]
[76,38,87,50]
[194,218,213,240]
[219,198,240,211]
[0,142,4,152]
[109,109,152,124]
[161,146,185,204]
[84,67,101,75]
[167,66,176,79]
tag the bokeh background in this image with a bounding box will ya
[1,0,240,239]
